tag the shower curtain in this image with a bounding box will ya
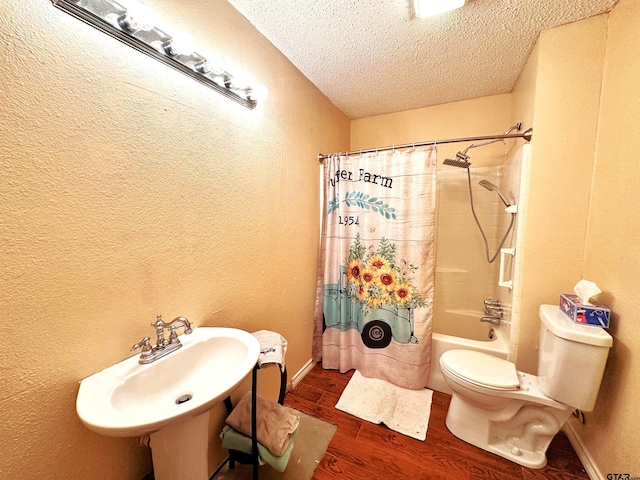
[312,146,437,389]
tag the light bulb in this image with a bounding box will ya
[247,84,268,102]
[195,60,211,73]
[119,2,155,31]
[195,53,226,75]
[165,32,195,56]
[212,74,229,87]
[228,72,250,90]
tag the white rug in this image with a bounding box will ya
[335,371,434,441]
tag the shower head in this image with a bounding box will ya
[443,151,471,168]
[479,179,511,207]
[443,123,527,169]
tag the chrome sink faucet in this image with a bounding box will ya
[131,314,193,364]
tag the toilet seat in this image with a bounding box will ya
[440,350,519,390]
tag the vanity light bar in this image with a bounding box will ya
[51,0,260,109]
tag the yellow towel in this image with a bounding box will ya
[226,392,300,457]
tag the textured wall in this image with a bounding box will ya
[577,0,640,475]
[515,15,608,374]
[0,1,349,478]
[508,2,640,474]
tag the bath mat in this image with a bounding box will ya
[336,370,433,441]
[213,407,337,480]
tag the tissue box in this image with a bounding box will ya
[559,294,610,328]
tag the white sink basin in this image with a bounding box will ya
[76,327,260,438]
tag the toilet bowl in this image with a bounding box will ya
[440,349,573,468]
[440,304,612,469]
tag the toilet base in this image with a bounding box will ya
[445,393,573,469]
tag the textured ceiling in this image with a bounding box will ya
[228,0,617,119]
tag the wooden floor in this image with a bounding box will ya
[283,364,589,480]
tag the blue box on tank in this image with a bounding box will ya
[559,294,610,328]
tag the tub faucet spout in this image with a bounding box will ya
[481,316,501,326]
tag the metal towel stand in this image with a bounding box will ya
[222,363,288,480]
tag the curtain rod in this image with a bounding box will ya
[317,128,533,163]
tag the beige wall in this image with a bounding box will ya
[515,15,608,374]
[509,43,538,138]
[505,2,640,475]
[574,0,640,474]
[0,1,349,479]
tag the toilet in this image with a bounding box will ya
[439,304,612,468]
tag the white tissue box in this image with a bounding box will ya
[559,294,610,328]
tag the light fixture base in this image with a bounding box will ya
[51,0,259,109]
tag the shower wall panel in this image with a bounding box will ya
[434,166,504,339]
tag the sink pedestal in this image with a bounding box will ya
[149,411,210,480]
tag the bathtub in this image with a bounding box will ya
[427,327,510,395]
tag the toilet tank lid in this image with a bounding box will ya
[539,304,613,347]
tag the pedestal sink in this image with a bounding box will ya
[76,327,260,480]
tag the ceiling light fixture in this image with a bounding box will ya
[50,0,267,109]
[414,0,466,18]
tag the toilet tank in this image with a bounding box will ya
[537,304,612,412]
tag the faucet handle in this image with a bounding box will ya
[151,314,164,328]
[131,336,152,353]
[485,305,504,317]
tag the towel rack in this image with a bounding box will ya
[222,363,288,480]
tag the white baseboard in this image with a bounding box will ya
[563,418,604,480]
[289,358,316,391]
